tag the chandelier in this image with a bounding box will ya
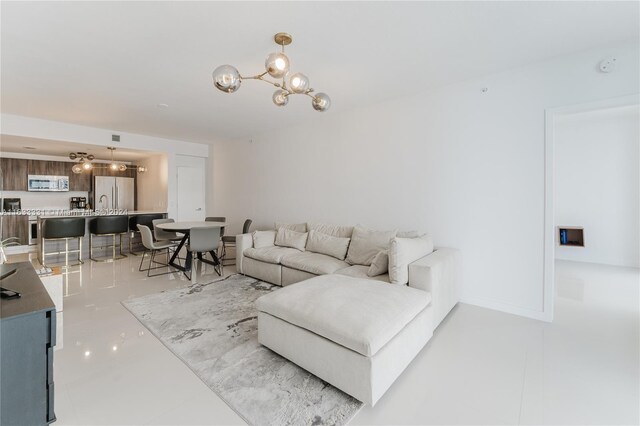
[69,148,147,174]
[68,152,95,174]
[211,33,331,112]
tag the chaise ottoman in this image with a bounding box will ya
[256,274,434,406]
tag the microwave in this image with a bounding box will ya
[27,175,70,192]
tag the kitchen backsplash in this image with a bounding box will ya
[1,190,89,209]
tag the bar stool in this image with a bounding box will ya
[41,217,86,267]
[89,215,129,262]
[128,214,164,255]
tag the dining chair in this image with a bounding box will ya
[152,218,182,242]
[137,225,178,277]
[187,226,222,281]
[129,213,164,255]
[205,216,226,258]
[220,219,252,266]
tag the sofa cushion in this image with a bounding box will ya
[281,251,349,275]
[305,230,350,260]
[345,225,397,266]
[307,222,354,238]
[367,250,389,277]
[275,222,307,232]
[398,230,420,238]
[275,228,308,251]
[244,246,300,264]
[252,230,277,248]
[389,234,434,284]
[335,265,390,283]
[256,274,431,356]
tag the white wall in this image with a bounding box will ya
[211,43,640,320]
[554,106,639,267]
[0,115,210,218]
[136,153,169,212]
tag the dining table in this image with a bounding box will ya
[155,221,226,278]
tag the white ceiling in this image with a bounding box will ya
[1,1,638,143]
[0,134,156,161]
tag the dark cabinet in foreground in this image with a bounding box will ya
[0,262,56,425]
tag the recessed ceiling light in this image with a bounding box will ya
[157,103,169,108]
[23,146,37,150]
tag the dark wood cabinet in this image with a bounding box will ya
[0,158,91,192]
[0,158,28,190]
[1,215,29,245]
[50,161,67,177]
[68,164,91,191]
[27,159,48,176]
[27,160,66,177]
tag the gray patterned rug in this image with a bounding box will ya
[121,274,363,426]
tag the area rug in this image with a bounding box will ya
[121,274,363,426]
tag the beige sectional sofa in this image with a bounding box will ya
[237,221,460,406]
[237,222,459,327]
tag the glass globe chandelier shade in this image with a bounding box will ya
[272,89,289,107]
[82,162,93,171]
[211,33,329,112]
[71,164,83,174]
[289,73,309,94]
[212,65,242,93]
[110,163,118,171]
[118,164,127,172]
[265,52,290,78]
[312,92,331,112]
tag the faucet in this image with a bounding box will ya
[99,194,108,209]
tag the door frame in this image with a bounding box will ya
[542,93,639,322]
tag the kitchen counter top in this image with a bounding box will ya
[34,210,167,219]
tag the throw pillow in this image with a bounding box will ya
[306,222,354,238]
[367,250,389,276]
[252,230,276,248]
[275,228,308,251]
[305,230,351,260]
[275,222,307,233]
[345,225,397,266]
[389,234,434,285]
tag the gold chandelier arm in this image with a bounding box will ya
[240,71,268,80]
[240,72,291,92]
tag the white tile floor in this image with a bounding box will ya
[10,253,638,425]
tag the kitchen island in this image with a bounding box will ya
[36,211,167,265]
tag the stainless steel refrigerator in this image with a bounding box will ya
[94,176,134,210]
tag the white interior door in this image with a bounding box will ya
[177,165,205,221]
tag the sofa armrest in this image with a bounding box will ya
[236,233,254,274]
[408,247,461,329]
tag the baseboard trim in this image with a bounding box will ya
[460,295,552,322]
